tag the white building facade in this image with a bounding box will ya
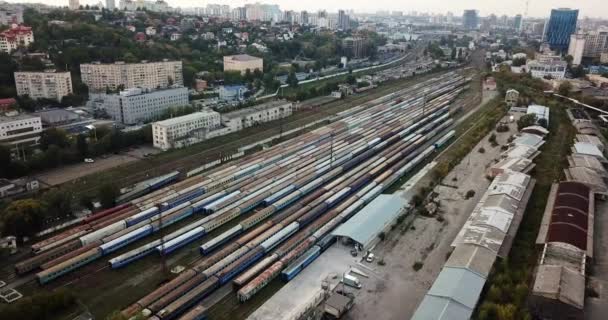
[0,24,33,53]
[152,109,221,150]
[222,100,293,131]
[95,86,189,125]
[0,114,42,150]
[526,60,567,80]
[14,71,73,101]
[80,60,183,92]
[568,33,586,66]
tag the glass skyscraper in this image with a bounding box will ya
[462,10,479,30]
[544,8,579,53]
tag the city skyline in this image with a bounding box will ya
[4,0,608,18]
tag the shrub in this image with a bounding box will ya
[413,261,424,271]
[478,147,485,153]
[465,190,476,199]
[378,259,386,266]
[378,232,386,241]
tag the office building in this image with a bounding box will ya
[119,0,171,12]
[152,109,221,150]
[545,8,578,53]
[94,86,188,125]
[568,33,586,66]
[462,10,479,30]
[582,28,608,58]
[222,100,293,132]
[69,0,79,10]
[0,5,24,25]
[219,85,248,101]
[514,14,523,31]
[0,24,33,53]
[0,113,42,150]
[80,60,183,93]
[106,0,115,10]
[526,60,567,80]
[14,71,73,101]
[223,54,263,75]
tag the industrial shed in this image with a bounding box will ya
[572,142,605,160]
[512,133,545,149]
[411,267,486,320]
[331,194,406,250]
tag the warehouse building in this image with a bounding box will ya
[530,181,593,320]
[331,194,407,250]
[93,86,189,125]
[152,109,221,150]
[222,100,293,132]
[14,70,73,101]
[223,54,263,74]
[80,60,183,92]
[412,170,536,320]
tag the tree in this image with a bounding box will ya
[76,134,88,158]
[558,81,572,96]
[570,64,586,78]
[0,199,47,238]
[41,189,72,220]
[98,183,119,209]
[287,70,298,88]
[40,128,70,150]
[0,144,11,178]
[564,54,574,66]
[517,113,537,130]
[512,57,526,67]
[451,47,457,60]
[346,75,356,85]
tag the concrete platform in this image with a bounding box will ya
[247,244,358,320]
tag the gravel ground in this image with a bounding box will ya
[344,112,519,320]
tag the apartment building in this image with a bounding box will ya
[0,24,33,53]
[80,60,183,92]
[526,60,567,80]
[0,113,43,150]
[0,5,24,25]
[14,71,73,101]
[223,54,263,74]
[152,109,221,150]
[95,86,189,125]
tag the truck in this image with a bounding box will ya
[341,274,362,289]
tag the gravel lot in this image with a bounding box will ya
[344,112,519,320]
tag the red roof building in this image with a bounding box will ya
[0,98,17,111]
[0,24,34,53]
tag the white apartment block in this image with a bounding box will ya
[95,86,189,125]
[14,71,73,101]
[223,54,263,74]
[0,24,33,53]
[0,6,24,25]
[152,109,221,150]
[80,60,183,93]
[568,34,586,66]
[0,113,42,149]
[222,100,293,132]
[582,28,608,58]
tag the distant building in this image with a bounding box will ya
[80,60,183,93]
[223,54,263,75]
[219,85,248,101]
[568,33,586,66]
[119,0,171,12]
[544,8,578,53]
[514,14,522,31]
[106,0,115,10]
[194,79,207,92]
[14,70,73,101]
[580,28,608,58]
[94,86,189,125]
[222,100,293,131]
[152,109,221,150]
[337,10,350,30]
[0,113,43,150]
[0,5,24,25]
[483,77,497,91]
[69,0,79,10]
[462,10,479,30]
[0,24,34,53]
[145,26,156,36]
[0,98,17,111]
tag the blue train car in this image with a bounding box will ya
[156,226,205,255]
[37,248,103,284]
[162,189,205,211]
[217,248,265,285]
[317,234,336,252]
[100,225,153,255]
[125,207,159,227]
[199,225,242,255]
[281,246,321,282]
[109,241,158,268]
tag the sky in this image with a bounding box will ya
[8,0,608,18]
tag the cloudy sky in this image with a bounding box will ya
[9,0,608,18]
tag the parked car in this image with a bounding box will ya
[84,158,95,163]
[366,253,375,263]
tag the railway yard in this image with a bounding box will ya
[1,67,488,320]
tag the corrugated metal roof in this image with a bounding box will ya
[411,267,486,320]
[573,142,604,158]
[513,133,545,149]
[527,104,550,123]
[331,194,405,247]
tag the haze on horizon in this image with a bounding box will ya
[6,0,608,19]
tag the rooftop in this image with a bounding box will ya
[225,54,262,62]
[223,100,292,120]
[154,110,220,127]
[331,194,406,248]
